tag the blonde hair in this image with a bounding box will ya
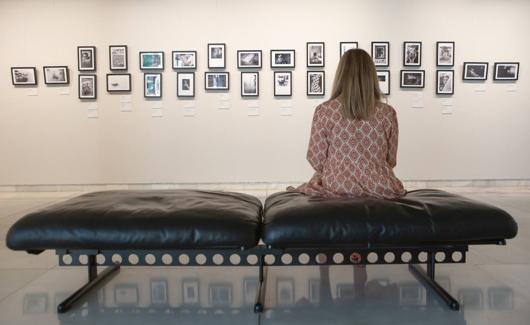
[330,49,382,120]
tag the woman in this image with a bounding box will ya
[294,49,406,199]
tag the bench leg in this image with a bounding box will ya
[57,255,120,313]
[254,254,267,313]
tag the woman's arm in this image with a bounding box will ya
[387,108,399,168]
[307,105,329,173]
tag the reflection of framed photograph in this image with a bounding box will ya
[307,42,325,67]
[182,279,200,305]
[488,287,513,310]
[177,72,195,97]
[11,67,37,85]
[457,288,483,309]
[43,66,69,85]
[337,283,355,299]
[205,72,229,90]
[78,46,96,71]
[276,278,294,306]
[172,51,197,69]
[377,70,390,95]
[463,62,488,80]
[23,293,48,314]
[436,70,454,95]
[398,282,426,306]
[403,41,422,66]
[436,41,455,67]
[371,42,389,67]
[237,50,262,69]
[274,71,292,96]
[308,279,320,304]
[241,72,259,97]
[493,62,519,81]
[208,43,226,69]
[115,283,139,306]
[270,49,295,68]
[307,71,325,96]
[243,278,258,306]
[106,73,131,92]
[78,74,97,99]
[150,279,168,305]
[400,70,425,88]
[140,51,164,70]
[144,73,162,98]
[109,45,128,70]
[209,282,233,307]
[340,41,358,56]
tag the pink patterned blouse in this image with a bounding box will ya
[294,98,406,199]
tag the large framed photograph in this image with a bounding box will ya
[237,50,262,69]
[377,70,390,95]
[436,70,454,95]
[106,73,131,92]
[241,72,259,97]
[274,71,292,96]
[403,41,421,66]
[182,279,200,305]
[463,62,488,80]
[177,72,195,97]
[11,67,37,85]
[150,279,168,306]
[78,74,97,99]
[43,66,69,85]
[209,283,232,307]
[371,42,389,67]
[276,278,295,306]
[144,73,162,98]
[340,41,358,56]
[109,45,128,70]
[400,70,425,88]
[140,51,164,70]
[307,71,325,96]
[208,43,226,69]
[205,72,229,90]
[270,49,295,68]
[307,42,325,67]
[493,62,519,81]
[172,51,197,69]
[77,46,96,71]
[436,41,455,67]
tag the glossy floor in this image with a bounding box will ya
[0,189,529,325]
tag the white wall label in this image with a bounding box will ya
[59,87,70,95]
[120,95,132,103]
[217,100,230,109]
[151,108,163,117]
[120,102,132,112]
[410,93,424,108]
[26,88,38,96]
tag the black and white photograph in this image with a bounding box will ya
[77,46,96,71]
[209,283,232,307]
[182,279,200,305]
[463,62,489,80]
[270,49,295,68]
[205,72,229,90]
[208,43,226,68]
[377,70,390,95]
[436,70,454,95]
[308,279,320,304]
[177,72,195,97]
[403,41,422,66]
[307,71,325,96]
[307,42,325,67]
[140,51,164,70]
[274,71,292,96]
[172,51,197,69]
[106,73,131,92]
[109,45,127,70]
[114,284,139,306]
[43,66,68,85]
[237,50,262,69]
[78,74,97,99]
[144,73,162,98]
[243,278,258,306]
[241,72,259,97]
[11,67,37,85]
[494,62,519,81]
[277,278,295,306]
[400,70,425,88]
[150,279,168,305]
[436,41,455,66]
[371,42,390,67]
[340,41,358,56]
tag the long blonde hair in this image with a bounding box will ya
[330,49,382,120]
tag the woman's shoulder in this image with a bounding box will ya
[313,98,342,123]
[377,102,397,117]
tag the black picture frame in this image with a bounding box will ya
[371,42,390,67]
[177,72,195,97]
[106,73,131,92]
[270,49,295,68]
[463,62,489,81]
[172,51,197,70]
[307,42,325,67]
[340,41,358,56]
[403,41,422,67]
[241,72,259,97]
[307,71,325,96]
[11,67,37,85]
[237,50,262,69]
[377,70,390,95]
[78,74,97,99]
[436,41,455,67]
[205,72,229,90]
[109,45,128,71]
[274,71,292,97]
[144,73,162,98]
[150,278,168,306]
[114,284,139,306]
[400,70,425,88]
[77,46,96,71]
[436,70,454,95]
[182,278,200,305]
[208,43,226,69]
[139,51,164,70]
[43,66,69,85]
[493,62,519,81]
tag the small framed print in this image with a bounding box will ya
[243,278,258,306]
[340,41,358,56]
[307,42,325,67]
[308,279,320,304]
[205,72,229,90]
[307,71,325,96]
[150,279,168,306]
[106,73,131,92]
[270,49,295,68]
[23,293,48,314]
[377,70,390,95]
[172,51,197,69]
[436,41,455,67]
[144,73,162,98]
[209,283,233,307]
[78,74,97,99]
[400,70,425,88]
[276,278,295,306]
[182,279,200,305]
[11,67,37,85]
[403,41,422,66]
[109,45,128,70]
[371,42,389,67]
[436,70,454,95]
[237,50,262,69]
[488,287,513,310]
[43,66,68,85]
[241,72,259,97]
[399,282,426,306]
[208,43,226,69]
[458,288,483,309]
[114,283,139,306]
[493,62,519,81]
[274,71,292,96]
[77,46,96,71]
[463,62,488,80]
[140,51,164,70]
[177,72,195,97]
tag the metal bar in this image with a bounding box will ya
[254,254,266,313]
[409,264,459,310]
[427,253,435,279]
[88,255,97,281]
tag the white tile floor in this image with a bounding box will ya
[0,189,529,325]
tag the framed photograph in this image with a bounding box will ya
[463,62,488,80]
[371,42,389,67]
[106,73,131,92]
[399,282,426,306]
[337,283,355,299]
[177,72,195,97]
[208,43,226,69]
[172,51,197,69]
[457,288,483,309]
[307,71,325,96]
[377,70,390,95]
[78,74,97,99]
[114,283,139,306]
[205,72,229,90]
[144,73,162,98]
[77,46,96,71]
[436,41,455,67]
[270,49,295,68]
[182,279,200,305]
[488,287,513,310]
[43,66,68,85]
[400,70,425,88]
[109,45,128,70]
[436,70,454,95]
[241,72,259,97]
[340,41,358,56]
[209,283,232,307]
[493,62,519,81]
[308,279,320,304]
[237,50,262,69]
[274,71,292,96]
[307,42,325,67]
[403,41,422,66]
[150,279,168,305]
[23,293,48,314]
[243,278,258,306]
[140,51,164,70]
[276,278,294,306]
[11,67,37,85]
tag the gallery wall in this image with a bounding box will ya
[1,0,529,186]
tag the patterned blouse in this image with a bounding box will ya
[294,98,406,199]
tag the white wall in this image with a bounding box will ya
[1,0,529,186]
